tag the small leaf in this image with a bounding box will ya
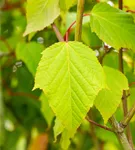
[16,42,44,76]
[102,51,119,69]
[60,130,72,150]
[59,0,77,11]
[24,0,60,36]
[82,22,102,48]
[90,3,135,51]
[53,118,64,142]
[53,118,75,150]
[34,41,105,137]
[95,66,129,123]
[40,93,54,127]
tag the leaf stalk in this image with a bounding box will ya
[75,0,85,41]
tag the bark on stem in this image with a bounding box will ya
[86,116,113,132]
[51,23,64,42]
[109,116,132,150]
[121,103,135,128]
[118,0,134,148]
[88,111,101,150]
[75,0,85,41]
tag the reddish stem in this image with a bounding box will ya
[0,37,12,52]
[8,90,39,101]
[129,82,135,87]
[86,117,114,132]
[126,10,135,13]
[64,13,90,41]
[2,79,39,101]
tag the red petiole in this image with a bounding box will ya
[64,13,90,42]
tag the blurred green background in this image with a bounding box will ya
[0,0,135,150]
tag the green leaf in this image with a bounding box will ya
[90,3,135,51]
[53,118,64,142]
[60,129,72,150]
[53,118,74,150]
[59,0,77,11]
[0,41,9,52]
[104,142,119,150]
[102,51,119,69]
[16,42,44,76]
[96,127,118,144]
[24,0,60,36]
[95,66,129,123]
[34,41,105,133]
[40,93,54,127]
[82,22,102,48]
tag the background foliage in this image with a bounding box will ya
[1,0,135,150]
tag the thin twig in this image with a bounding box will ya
[109,116,132,150]
[51,23,64,42]
[64,14,90,41]
[8,91,39,101]
[119,0,123,10]
[0,66,5,147]
[75,0,85,41]
[119,0,133,148]
[121,103,135,128]
[88,111,101,150]
[126,10,135,13]
[86,116,114,133]
[119,48,124,72]
[118,3,127,118]
[2,79,39,101]
[129,82,135,87]
[118,0,134,148]
[0,51,14,58]
[0,37,12,51]
[122,93,130,100]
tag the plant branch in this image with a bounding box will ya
[0,37,12,51]
[0,66,5,148]
[126,10,135,13]
[121,102,135,128]
[2,79,39,101]
[109,116,132,150]
[88,110,100,150]
[86,116,114,133]
[64,14,90,41]
[118,2,127,118]
[75,0,85,41]
[129,82,135,87]
[122,91,128,118]
[0,51,14,58]
[8,91,39,101]
[118,1,134,148]
[51,23,64,42]
[119,48,124,72]
[119,0,123,10]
